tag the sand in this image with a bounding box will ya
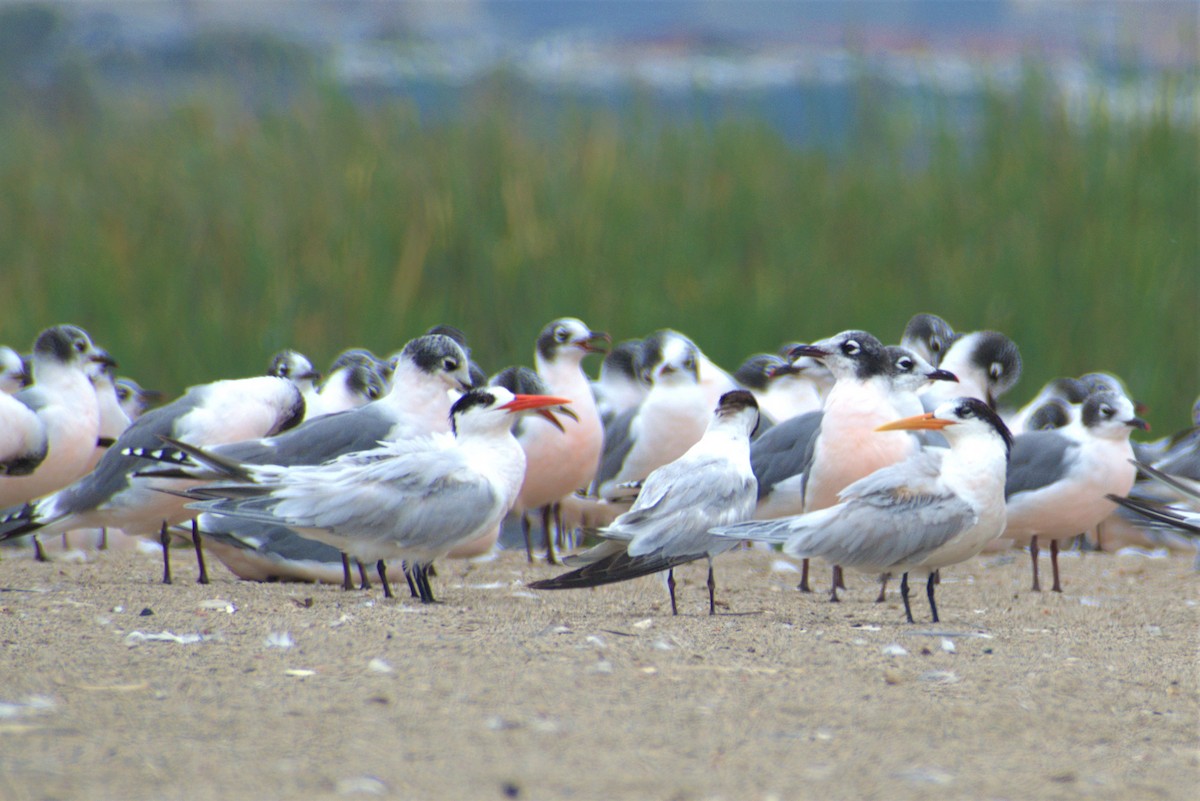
[0,544,1196,801]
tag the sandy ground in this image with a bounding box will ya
[0,543,1196,801]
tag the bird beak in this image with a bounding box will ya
[91,349,118,368]
[927,369,958,383]
[1127,417,1151,431]
[578,331,611,354]
[787,344,827,361]
[502,394,574,431]
[298,370,321,382]
[876,412,954,432]
[765,363,801,379]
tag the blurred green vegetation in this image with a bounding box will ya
[0,64,1196,431]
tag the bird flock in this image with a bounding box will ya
[0,316,1196,623]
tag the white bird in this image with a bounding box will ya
[84,353,132,473]
[179,387,571,602]
[0,326,111,511]
[1007,377,1090,435]
[114,378,162,421]
[267,350,321,412]
[750,339,957,597]
[920,329,1022,411]
[592,339,647,424]
[733,353,818,424]
[302,350,388,420]
[712,398,1013,623]
[508,318,609,563]
[592,330,712,502]
[0,345,28,394]
[0,373,306,581]
[1003,390,1149,591]
[530,390,760,615]
[900,313,957,368]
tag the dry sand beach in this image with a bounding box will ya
[1,545,1196,801]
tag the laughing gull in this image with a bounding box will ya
[0,326,111,511]
[713,398,1013,623]
[530,391,759,615]
[900,313,957,368]
[1003,390,1149,591]
[0,373,306,581]
[179,387,571,602]
[302,350,389,420]
[920,330,1022,411]
[0,346,29,394]
[507,318,609,563]
[733,353,814,425]
[114,378,162,422]
[592,330,711,502]
[84,354,132,473]
[1007,377,1091,434]
[592,339,647,425]
[267,350,321,409]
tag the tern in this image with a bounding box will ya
[0,326,112,513]
[712,398,1013,623]
[1003,390,1149,591]
[530,390,759,615]
[178,388,571,602]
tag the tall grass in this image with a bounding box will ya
[0,73,1196,430]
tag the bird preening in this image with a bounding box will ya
[0,313,1191,628]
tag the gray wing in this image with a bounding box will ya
[609,455,757,559]
[1005,431,1077,498]
[195,443,504,553]
[716,452,975,570]
[11,385,50,414]
[593,406,637,492]
[216,405,395,466]
[196,515,344,563]
[750,411,821,500]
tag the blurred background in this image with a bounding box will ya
[0,0,1196,428]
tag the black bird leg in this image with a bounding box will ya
[667,568,678,615]
[376,560,394,599]
[521,513,535,563]
[357,560,372,590]
[707,560,716,616]
[160,521,172,585]
[829,565,842,602]
[875,574,889,603]
[340,554,354,591]
[925,572,939,623]
[900,572,914,623]
[797,558,812,592]
[542,505,559,565]
[192,518,209,584]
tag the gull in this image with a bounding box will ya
[1003,390,1149,591]
[920,329,1022,410]
[114,378,162,421]
[507,318,609,563]
[0,325,111,511]
[0,373,306,582]
[178,387,571,602]
[592,339,647,425]
[592,329,711,502]
[900,313,957,368]
[0,345,29,394]
[302,350,388,420]
[530,390,759,615]
[712,398,1013,623]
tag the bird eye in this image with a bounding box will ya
[684,357,696,372]
[367,385,381,400]
[989,362,1004,380]
[959,405,974,418]
[931,338,943,353]
[116,386,130,402]
[74,339,86,352]
[843,340,860,356]
[1101,405,1114,418]
[554,327,569,343]
[443,358,458,372]
[897,357,913,371]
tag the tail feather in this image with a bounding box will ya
[529,548,701,590]
[0,502,38,541]
[156,435,255,483]
[1107,493,1199,536]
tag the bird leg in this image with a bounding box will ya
[192,518,209,585]
[925,572,939,623]
[33,536,47,563]
[357,560,372,590]
[667,568,678,616]
[376,560,394,599]
[875,574,889,603]
[99,527,108,551]
[1050,539,1063,593]
[415,563,438,604]
[899,572,914,623]
[340,554,354,591]
[796,558,812,593]
[159,521,172,585]
[521,513,535,563]
[835,566,846,589]
[707,559,716,616]
[542,505,559,565]
[1029,535,1041,592]
[829,565,842,602]
[402,561,419,598]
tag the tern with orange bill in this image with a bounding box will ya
[712,398,1012,623]
[179,387,572,602]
